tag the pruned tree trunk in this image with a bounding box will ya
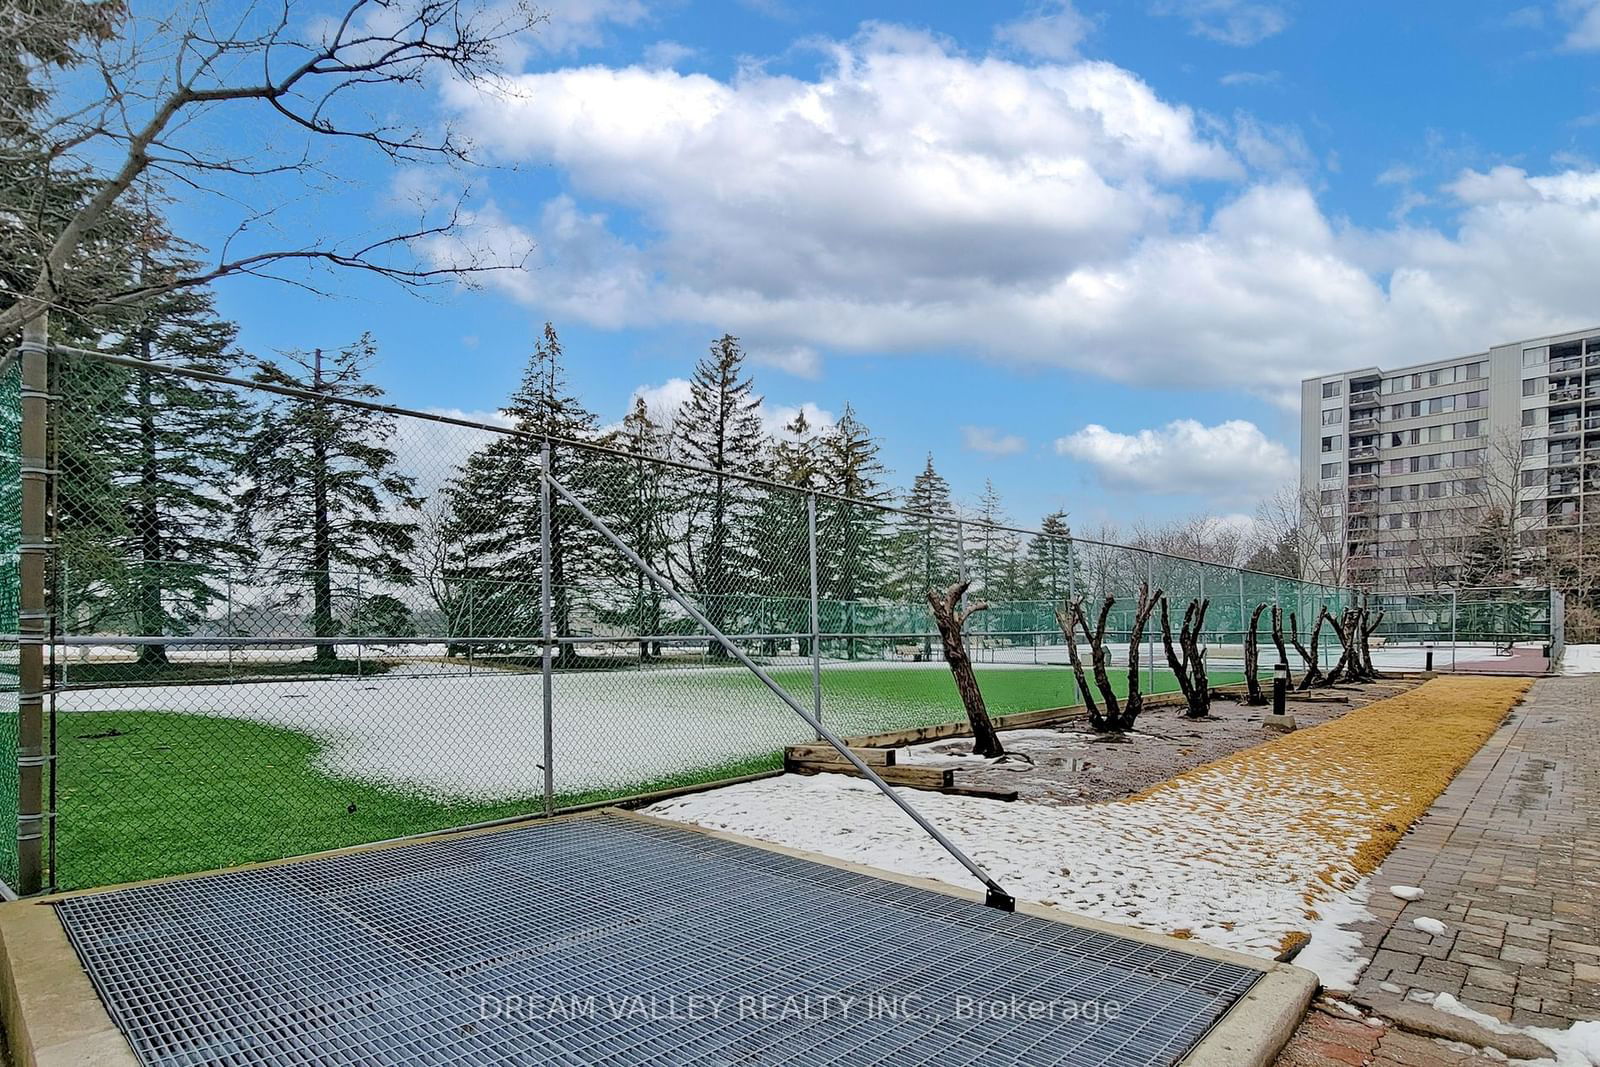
[1326,608,1356,684]
[1270,605,1294,689]
[1160,595,1212,718]
[1359,605,1384,680]
[1123,582,1161,725]
[1085,595,1122,730]
[1055,597,1102,730]
[1288,610,1327,689]
[1243,603,1268,705]
[927,580,1004,758]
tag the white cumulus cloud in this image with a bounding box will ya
[962,426,1029,456]
[1055,419,1294,502]
[431,25,1600,402]
[996,1,1096,60]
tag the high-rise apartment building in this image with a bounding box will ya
[1300,327,1600,589]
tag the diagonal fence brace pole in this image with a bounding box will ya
[543,470,1017,911]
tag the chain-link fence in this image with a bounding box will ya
[0,345,1558,893]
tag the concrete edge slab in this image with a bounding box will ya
[0,899,138,1067]
[1178,966,1317,1067]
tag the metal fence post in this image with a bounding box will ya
[1237,571,1246,655]
[226,571,234,679]
[955,520,967,662]
[539,439,554,817]
[354,565,363,679]
[1145,554,1155,692]
[807,492,821,739]
[1450,587,1458,672]
[17,312,50,894]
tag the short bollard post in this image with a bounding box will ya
[1266,662,1297,732]
[1425,649,1434,673]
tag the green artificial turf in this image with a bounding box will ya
[53,661,1244,890]
[55,710,779,890]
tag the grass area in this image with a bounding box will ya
[796,664,1244,734]
[57,710,779,890]
[54,661,1245,889]
[61,657,394,686]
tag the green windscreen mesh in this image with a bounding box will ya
[0,355,20,891]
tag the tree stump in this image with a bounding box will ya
[1271,605,1295,689]
[1289,609,1327,689]
[1160,595,1212,718]
[1244,603,1268,705]
[1054,597,1103,730]
[927,580,1004,758]
[1123,582,1161,725]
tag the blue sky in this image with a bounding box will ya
[178,0,1600,532]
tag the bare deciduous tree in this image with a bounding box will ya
[1122,581,1161,723]
[927,580,1004,758]
[3,0,538,338]
[1243,602,1267,704]
[1288,609,1328,689]
[1158,594,1211,719]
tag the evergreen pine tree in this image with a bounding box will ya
[892,455,960,658]
[677,334,765,649]
[101,225,256,663]
[595,396,672,658]
[770,409,821,490]
[893,454,961,598]
[237,335,422,663]
[441,323,599,666]
[816,405,893,658]
[817,404,892,602]
[970,479,1021,601]
[1021,510,1080,603]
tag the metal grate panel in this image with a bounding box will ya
[57,813,1263,1066]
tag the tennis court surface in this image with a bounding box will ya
[43,811,1290,1066]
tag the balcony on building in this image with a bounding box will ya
[1549,383,1583,403]
[1550,448,1583,467]
[1549,416,1583,437]
[1348,472,1378,487]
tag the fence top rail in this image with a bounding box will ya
[43,342,1345,592]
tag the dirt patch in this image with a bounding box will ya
[901,680,1426,805]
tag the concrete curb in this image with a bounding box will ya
[0,899,138,1067]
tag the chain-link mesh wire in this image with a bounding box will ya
[28,347,1551,891]
[0,355,19,892]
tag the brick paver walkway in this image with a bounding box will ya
[1276,674,1600,1066]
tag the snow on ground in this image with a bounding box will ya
[647,754,1400,982]
[1431,993,1600,1067]
[58,666,814,800]
[1559,644,1600,675]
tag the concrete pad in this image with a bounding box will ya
[0,899,137,1067]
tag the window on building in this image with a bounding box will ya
[1523,438,1545,458]
[1319,489,1339,504]
[1521,470,1544,488]
[1522,409,1540,427]
[1523,348,1547,367]
[1320,462,1340,478]
[1523,377,1542,397]
[1322,409,1342,426]
[1321,435,1340,452]
[1321,381,1342,398]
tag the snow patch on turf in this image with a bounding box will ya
[647,762,1396,981]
